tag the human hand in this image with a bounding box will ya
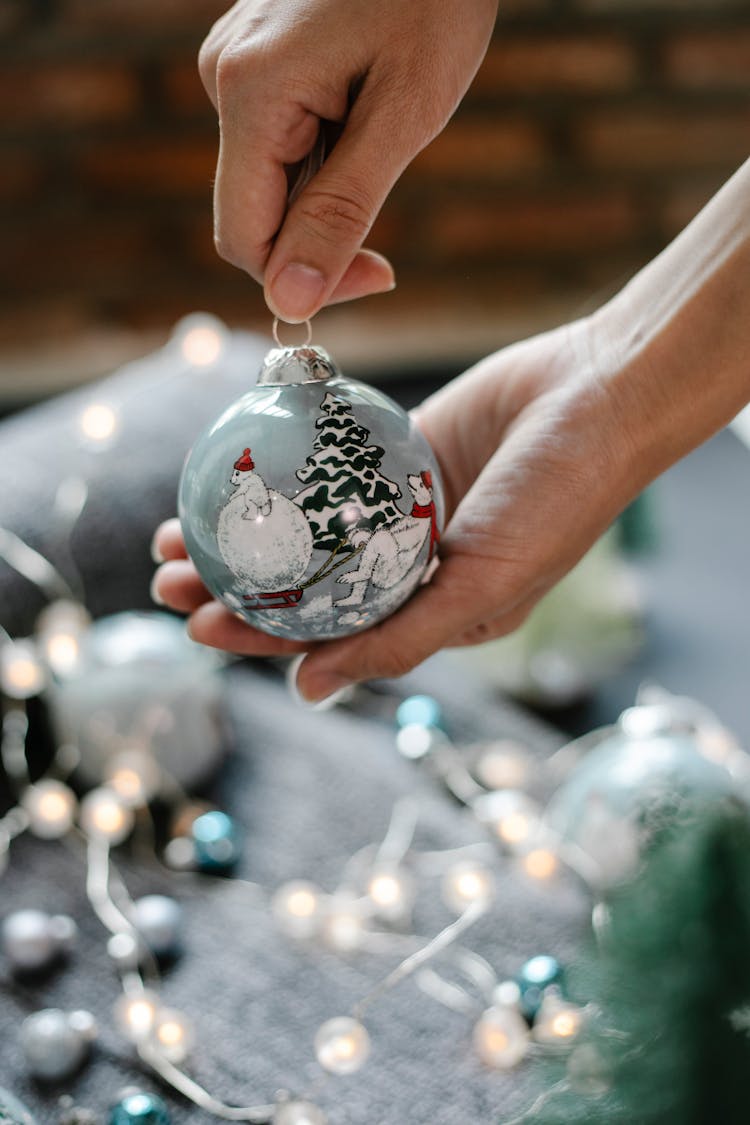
[151,315,650,700]
[198,0,498,320]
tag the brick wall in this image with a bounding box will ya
[1,0,749,361]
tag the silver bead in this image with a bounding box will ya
[20,1008,95,1080]
[2,909,76,972]
[132,895,183,958]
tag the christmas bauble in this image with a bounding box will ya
[179,337,444,641]
[45,612,225,790]
[545,709,739,888]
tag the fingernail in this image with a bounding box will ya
[150,532,165,564]
[297,668,354,707]
[267,263,326,322]
[149,571,165,606]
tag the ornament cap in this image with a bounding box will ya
[257,344,340,387]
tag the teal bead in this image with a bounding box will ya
[0,1086,37,1125]
[109,1092,171,1125]
[395,695,444,731]
[191,810,240,872]
[517,955,563,1021]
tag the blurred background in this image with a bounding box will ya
[1,0,749,736]
[1,0,749,400]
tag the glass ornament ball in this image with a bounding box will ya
[2,909,76,973]
[109,1092,171,1125]
[545,720,738,889]
[20,1008,96,1080]
[0,1086,37,1125]
[45,612,224,792]
[132,895,183,959]
[179,342,444,642]
[190,810,240,872]
[517,955,563,1022]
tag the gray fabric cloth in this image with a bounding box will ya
[1,661,584,1125]
[0,339,586,1124]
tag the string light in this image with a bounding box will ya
[1,640,45,699]
[175,314,227,367]
[114,991,160,1043]
[367,866,415,922]
[271,880,323,940]
[533,992,585,1046]
[79,788,134,845]
[22,780,77,839]
[472,1006,529,1069]
[522,847,559,882]
[151,1007,194,1064]
[473,741,531,791]
[473,789,541,850]
[321,895,369,953]
[314,1017,370,1075]
[106,750,161,808]
[441,861,495,913]
[79,403,118,445]
[274,1100,327,1125]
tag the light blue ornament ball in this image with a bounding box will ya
[109,1092,171,1125]
[546,722,740,888]
[179,344,444,642]
[0,1086,37,1125]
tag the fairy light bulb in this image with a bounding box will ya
[441,861,494,913]
[522,847,559,881]
[106,750,161,808]
[314,1017,370,1075]
[22,780,77,839]
[79,403,118,445]
[114,990,159,1042]
[79,787,134,845]
[271,881,323,940]
[175,314,227,367]
[473,1006,529,1069]
[274,1100,327,1125]
[152,1007,194,1063]
[474,741,531,790]
[322,895,368,953]
[472,790,541,851]
[1,640,45,699]
[367,866,414,922]
[35,600,90,678]
[533,993,584,1046]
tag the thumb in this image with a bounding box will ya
[263,107,409,323]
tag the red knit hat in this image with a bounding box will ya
[420,470,433,490]
[234,448,255,471]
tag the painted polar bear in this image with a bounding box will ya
[335,471,439,607]
[217,448,313,592]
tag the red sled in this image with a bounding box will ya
[242,589,303,610]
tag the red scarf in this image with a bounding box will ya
[411,501,439,560]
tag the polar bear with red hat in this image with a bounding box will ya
[217,447,313,596]
[335,471,439,607]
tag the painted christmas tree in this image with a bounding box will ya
[295,392,403,553]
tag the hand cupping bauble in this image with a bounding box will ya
[179,334,444,641]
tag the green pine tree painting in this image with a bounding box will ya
[295,392,403,553]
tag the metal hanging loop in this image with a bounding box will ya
[272,318,313,349]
